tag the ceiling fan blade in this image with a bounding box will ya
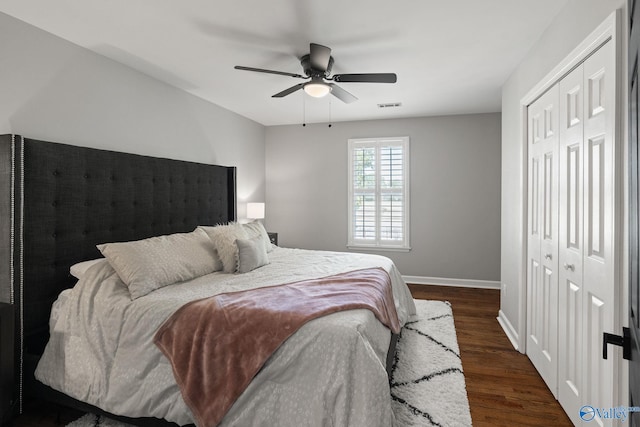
[328,83,358,104]
[272,83,306,98]
[332,73,397,83]
[310,43,332,72]
[235,65,305,79]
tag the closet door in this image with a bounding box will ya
[527,84,560,396]
[582,40,617,424]
[557,39,617,425]
[558,60,585,425]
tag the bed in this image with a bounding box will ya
[0,135,415,426]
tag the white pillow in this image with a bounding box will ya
[236,235,269,274]
[198,223,248,273]
[242,221,273,253]
[69,259,103,279]
[97,228,221,299]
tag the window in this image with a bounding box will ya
[348,137,410,251]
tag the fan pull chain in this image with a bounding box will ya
[302,94,306,127]
[328,98,332,128]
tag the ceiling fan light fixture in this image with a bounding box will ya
[304,80,331,98]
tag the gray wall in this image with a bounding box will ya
[265,113,501,280]
[500,0,624,345]
[0,12,266,303]
[0,11,502,290]
[0,12,266,214]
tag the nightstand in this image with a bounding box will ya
[0,303,14,426]
[267,232,278,246]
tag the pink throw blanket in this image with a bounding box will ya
[154,267,400,427]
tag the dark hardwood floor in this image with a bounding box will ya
[11,285,572,427]
[408,284,572,427]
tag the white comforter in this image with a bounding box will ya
[35,247,416,426]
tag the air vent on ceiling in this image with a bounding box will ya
[377,102,402,109]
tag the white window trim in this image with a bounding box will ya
[347,137,410,251]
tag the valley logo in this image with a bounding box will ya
[580,405,640,422]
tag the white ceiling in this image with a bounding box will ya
[0,0,568,126]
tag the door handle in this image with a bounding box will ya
[603,328,631,360]
[563,263,575,271]
[544,253,552,260]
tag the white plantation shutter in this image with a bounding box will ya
[348,137,410,250]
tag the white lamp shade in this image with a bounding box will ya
[247,202,265,219]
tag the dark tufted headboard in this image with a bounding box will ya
[0,134,236,403]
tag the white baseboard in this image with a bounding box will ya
[497,310,520,352]
[402,275,501,290]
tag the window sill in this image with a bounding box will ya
[347,245,411,253]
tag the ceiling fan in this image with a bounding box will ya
[234,43,397,104]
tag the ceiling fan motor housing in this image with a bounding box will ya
[300,54,333,78]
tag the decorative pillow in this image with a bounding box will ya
[97,228,221,299]
[236,235,269,274]
[198,223,249,273]
[69,259,104,279]
[243,220,273,253]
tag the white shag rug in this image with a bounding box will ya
[68,299,472,427]
[390,300,472,426]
